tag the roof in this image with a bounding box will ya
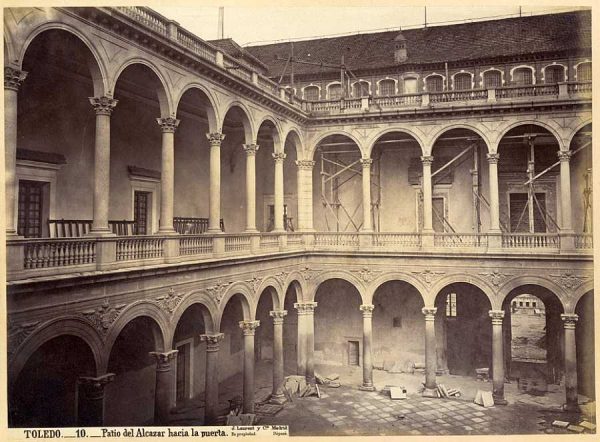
[208,38,269,73]
[245,10,591,77]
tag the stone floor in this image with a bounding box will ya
[171,361,596,436]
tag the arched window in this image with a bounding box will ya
[403,77,418,94]
[453,73,472,90]
[304,85,320,101]
[425,75,444,92]
[577,62,592,81]
[379,79,396,96]
[544,65,565,84]
[353,81,370,97]
[513,67,533,86]
[483,70,502,89]
[328,83,342,100]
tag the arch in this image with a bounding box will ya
[429,123,492,153]
[568,280,594,314]
[112,58,172,117]
[282,272,308,302]
[19,23,108,97]
[256,115,283,153]
[541,62,568,83]
[255,278,283,311]
[310,130,364,160]
[217,283,254,327]
[326,81,343,100]
[495,120,565,152]
[428,273,497,309]
[171,294,218,335]
[309,271,366,304]
[510,65,536,85]
[497,276,566,312]
[221,101,255,144]
[568,119,592,147]
[283,127,304,159]
[480,67,505,88]
[451,71,474,90]
[366,126,426,157]
[366,272,428,305]
[104,301,170,364]
[174,82,220,132]
[351,79,371,97]
[8,317,104,388]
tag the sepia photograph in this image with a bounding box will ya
[2,2,596,439]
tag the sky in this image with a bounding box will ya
[151,5,587,46]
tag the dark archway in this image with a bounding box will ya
[9,335,96,427]
[218,293,247,404]
[283,282,300,374]
[575,291,594,399]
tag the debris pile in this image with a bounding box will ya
[474,389,494,407]
[283,375,320,400]
[475,367,490,382]
[315,372,341,388]
[435,384,461,398]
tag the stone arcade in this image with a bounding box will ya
[4,6,594,434]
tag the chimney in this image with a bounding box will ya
[394,31,407,63]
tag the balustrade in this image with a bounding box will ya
[176,28,216,62]
[116,7,168,36]
[180,235,213,256]
[501,233,560,249]
[373,233,422,248]
[314,233,360,248]
[574,234,593,250]
[373,94,422,108]
[23,239,96,269]
[430,89,488,103]
[433,233,488,248]
[224,235,252,253]
[259,234,280,251]
[116,236,164,261]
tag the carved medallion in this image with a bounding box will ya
[82,299,126,337]
[412,269,445,285]
[353,267,383,283]
[155,288,183,315]
[549,272,589,289]
[479,270,514,287]
[206,281,232,305]
[7,320,40,356]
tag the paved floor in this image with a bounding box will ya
[171,361,596,436]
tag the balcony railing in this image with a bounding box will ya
[6,231,590,281]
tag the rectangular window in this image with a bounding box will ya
[577,63,592,82]
[328,84,342,100]
[403,78,417,94]
[509,193,547,232]
[426,76,444,92]
[379,80,396,96]
[513,68,533,86]
[18,180,45,238]
[446,293,457,317]
[304,86,319,101]
[134,191,150,235]
[454,74,472,90]
[545,66,564,84]
[483,71,502,89]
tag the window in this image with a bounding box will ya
[446,293,457,317]
[403,77,418,94]
[577,62,592,81]
[379,79,396,96]
[544,65,565,84]
[509,192,547,232]
[393,316,402,328]
[525,301,530,307]
[483,70,502,89]
[513,67,533,85]
[304,85,319,101]
[425,75,444,92]
[453,73,472,90]
[18,180,46,238]
[134,191,150,235]
[353,81,370,97]
[532,301,537,308]
[328,83,342,100]
[348,341,360,366]
[519,301,524,307]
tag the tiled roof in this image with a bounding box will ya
[208,38,269,73]
[245,10,591,77]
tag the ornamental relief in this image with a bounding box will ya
[479,270,515,287]
[7,319,40,357]
[549,272,590,290]
[81,299,126,339]
[412,269,445,285]
[154,288,184,315]
[353,267,383,283]
[205,281,232,305]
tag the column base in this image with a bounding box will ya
[359,384,376,392]
[493,396,508,406]
[269,393,287,405]
[562,403,580,413]
[422,387,438,398]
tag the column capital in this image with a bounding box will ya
[360,304,375,317]
[243,143,259,155]
[294,301,317,314]
[270,310,288,324]
[486,153,500,164]
[272,152,287,162]
[557,150,573,162]
[89,96,118,116]
[422,307,437,320]
[156,117,180,133]
[561,313,579,329]
[360,158,373,167]
[489,310,505,325]
[4,67,28,91]
[420,155,434,165]
[149,350,178,371]
[206,132,226,146]
[200,333,225,351]
[239,320,260,335]
[78,373,115,398]
[296,159,316,170]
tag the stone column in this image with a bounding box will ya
[89,96,118,235]
[77,373,114,426]
[149,350,178,425]
[558,151,573,231]
[270,310,287,403]
[200,333,224,424]
[239,320,260,413]
[305,302,317,383]
[487,153,501,232]
[360,158,373,232]
[295,160,315,231]
[294,303,308,376]
[4,67,27,237]
[489,310,507,405]
[206,132,225,232]
[157,117,180,234]
[243,144,259,232]
[421,156,434,233]
[422,307,438,395]
[273,152,287,232]
[561,313,579,411]
[359,304,375,391]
